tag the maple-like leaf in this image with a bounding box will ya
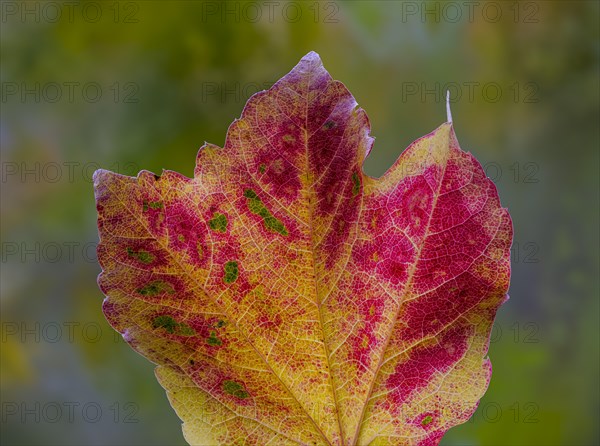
[94,52,512,446]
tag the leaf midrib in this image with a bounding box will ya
[301,70,347,446]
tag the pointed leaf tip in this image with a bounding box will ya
[289,51,326,79]
[302,50,321,62]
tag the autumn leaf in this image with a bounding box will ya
[94,52,512,446]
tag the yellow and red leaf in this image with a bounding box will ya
[94,52,512,446]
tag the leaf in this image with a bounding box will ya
[94,52,512,446]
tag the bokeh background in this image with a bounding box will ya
[1,1,598,445]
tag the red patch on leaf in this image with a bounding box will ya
[386,324,471,408]
[165,201,208,267]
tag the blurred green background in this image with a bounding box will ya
[1,1,598,445]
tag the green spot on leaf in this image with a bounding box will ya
[178,323,195,336]
[208,213,228,233]
[259,163,266,174]
[206,331,222,346]
[323,120,336,129]
[222,380,249,399]
[243,189,288,236]
[352,172,361,197]
[422,415,433,426]
[216,320,226,328]
[126,247,155,264]
[137,280,175,296]
[243,189,258,199]
[223,261,239,284]
[143,200,163,211]
[264,216,287,235]
[152,315,195,336]
[152,315,178,333]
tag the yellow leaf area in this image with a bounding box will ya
[94,53,512,446]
